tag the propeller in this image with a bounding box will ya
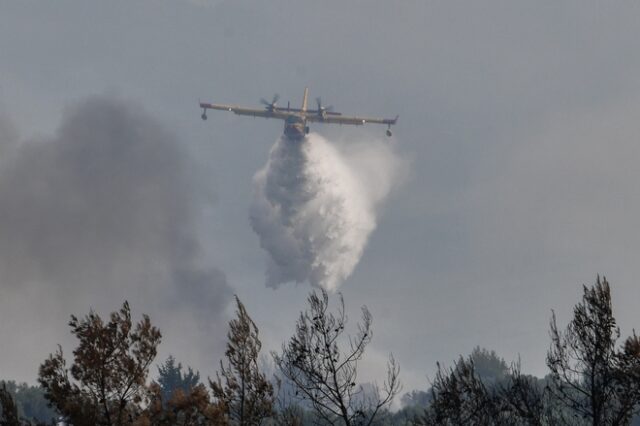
[260,94,280,110]
[315,97,333,114]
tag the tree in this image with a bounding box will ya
[400,389,431,409]
[547,276,640,425]
[210,296,274,425]
[38,301,161,426]
[419,353,549,426]
[0,384,20,426]
[468,347,509,385]
[140,357,227,426]
[418,276,640,426]
[140,382,227,426]
[0,381,57,425]
[273,290,400,426]
[421,356,503,425]
[156,356,201,404]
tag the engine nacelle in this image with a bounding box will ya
[201,112,207,120]
[386,129,392,137]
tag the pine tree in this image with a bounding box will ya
[157,356,201,403]
[38,301,161,426]
[273,290,400,426]
[211,296,274,425]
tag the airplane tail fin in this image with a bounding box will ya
[301,87,309,112]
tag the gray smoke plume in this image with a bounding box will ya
[250,133,401,291]
[0,97,232,380]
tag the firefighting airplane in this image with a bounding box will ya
[199,88,398,140]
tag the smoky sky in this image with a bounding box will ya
[0,96,232,379]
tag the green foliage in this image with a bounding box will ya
[0,383,20,426]
[156,355,201,404]
[0,381,56,424]
[468,347,509,385]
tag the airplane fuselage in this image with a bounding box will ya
[284,115,309,141]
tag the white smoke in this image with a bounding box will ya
[250,133,402,292]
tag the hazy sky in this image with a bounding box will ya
[2,1,640,395]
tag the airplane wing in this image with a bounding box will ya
[305,113,399,126]
[279,107,342,116]
[200,102,288,119]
